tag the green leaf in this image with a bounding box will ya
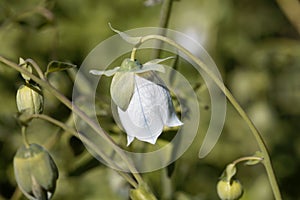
[45,61,76,76]
[110,72,135,111]
[108,23,142,45]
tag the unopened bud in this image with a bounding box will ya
[19,58,32,82]
[16,84,43,115]
[217,179,243,200]
[13,143,59,200]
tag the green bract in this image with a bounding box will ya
[13,143,59,200]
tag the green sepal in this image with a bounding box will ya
[110,72,135,111]
[109,23,142,45]
[90,67,120,77]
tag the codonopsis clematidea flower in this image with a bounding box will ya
[90,57,183,146]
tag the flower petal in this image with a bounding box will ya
[117,75,183,145]
[89,67,120,77]
[111,72,135,111]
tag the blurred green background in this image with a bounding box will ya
[0,0,300,199]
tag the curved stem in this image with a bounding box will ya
[29,114,138,188]
[0,56,143,186]
[30,114,77,136]
[152,0,174,59]
[232,156,263,166]
[131,35,282,200]
[25,58,46,80]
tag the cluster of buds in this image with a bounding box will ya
[14,58,58,200]
[16,58,44,118]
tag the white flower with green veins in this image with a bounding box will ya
[90,57,183,145]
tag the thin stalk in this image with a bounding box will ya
[30,114,76,136]
[28,113,138,188]
[130,35,282,200]
[232,156,263,165]
[25,59,46,80]
[21,126,29,148]
[152,0,174,59]
[0,56,143,186]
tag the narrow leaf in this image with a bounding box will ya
[108,23,142,45]
[45,61,76,76]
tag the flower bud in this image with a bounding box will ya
[16,84,44,115]
[19,58,32,82]
[217,179,243,200]
[13,143,59,200]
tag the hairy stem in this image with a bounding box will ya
[131,35,282,200]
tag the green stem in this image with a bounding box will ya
[30,114,76,136]
[29,113,138,188]
[21,126,30,148]
[232,156,263,166]
[25,58,46,80]
[131,35,282,200]
[0,56,143,186]
[152,0,174,59]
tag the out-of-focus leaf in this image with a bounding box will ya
[45,61,76,77]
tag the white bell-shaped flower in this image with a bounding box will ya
[118,74,183,145]
[90,57,183,145]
